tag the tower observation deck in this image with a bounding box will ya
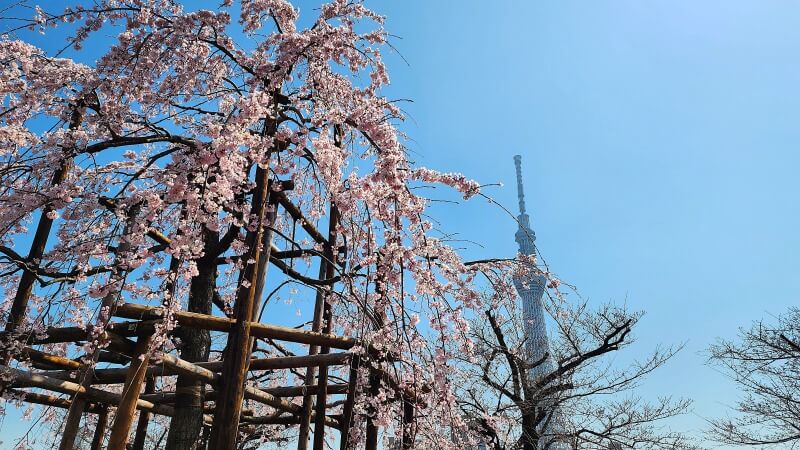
[512,155,554,380]
[511,156,570,449]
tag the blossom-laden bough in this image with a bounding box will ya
[0,1,526,449]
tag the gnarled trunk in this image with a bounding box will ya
[166,229,217,450]
[521,411,538,450]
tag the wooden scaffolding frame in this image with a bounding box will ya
[0,177,421,450]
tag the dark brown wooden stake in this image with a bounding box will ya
[107,334,153,450]
[90,407,109,450]
[364,368,381,450]
[131,376,155,450]
[2,99,84,353]
[299,204,339,450]
[313,205,340,450]
[59,203,141,450]
[339,355,361,450]
[208,166,275,450]
[401,396,416,449]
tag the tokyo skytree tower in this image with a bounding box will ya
[512,155,554,380]
[511,156,570,449]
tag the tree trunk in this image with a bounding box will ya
[521,412,538,450]
[208,165,274,450]
[166,228,217,450]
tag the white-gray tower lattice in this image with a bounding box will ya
[512,155,554,380]
[512,156,570,449]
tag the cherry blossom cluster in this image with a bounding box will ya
[0,1,547,448]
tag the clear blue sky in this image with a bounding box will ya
[3,1,800,447]
[376,0,800,445]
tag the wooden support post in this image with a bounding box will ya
[299,204,339,450]
[131,376,155,450]
[1,99,83,352]
[157,352,341,428]
[312,205,340,450]
[339,355,360,450]
[208,165,275,450]
[103,333,152,449]
[90,407,109,450]
[59,203,142,450]
[139,384,348,403]
[401,397,416,449]
[242,414,304,425]
[364,368,380,450]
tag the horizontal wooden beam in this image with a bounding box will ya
[1,365,174,417]
[201,352,350,373]
[43,353,351,385]
[139,383,349,404]
[241,414,305,425]
[6,389,105,414]
[157,353,341,429]
[263,383,349,397]
[113,303,356,349]
[22,347,81,370]
[1,321,158,346]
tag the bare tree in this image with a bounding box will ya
[708,307,800,448]
[453,291,695,450]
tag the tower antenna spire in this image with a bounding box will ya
[513,155,526,216]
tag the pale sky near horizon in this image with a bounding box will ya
[3,1,800,448]
[376,1,800,446]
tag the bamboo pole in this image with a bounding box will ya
[21,347,82,370]
[90,407,109,450]
[131,377,155,450]
[107,334,153,449]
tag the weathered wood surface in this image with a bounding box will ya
[131,377,156,450]
[139,383,348,403]
[43,352,352,385]
[0,365,174,416]
[90,407,109,450]
[107,334,153,450]
[114,303,356,349]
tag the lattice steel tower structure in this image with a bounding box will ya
[512,156,570,449]
[512,155,554,379]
